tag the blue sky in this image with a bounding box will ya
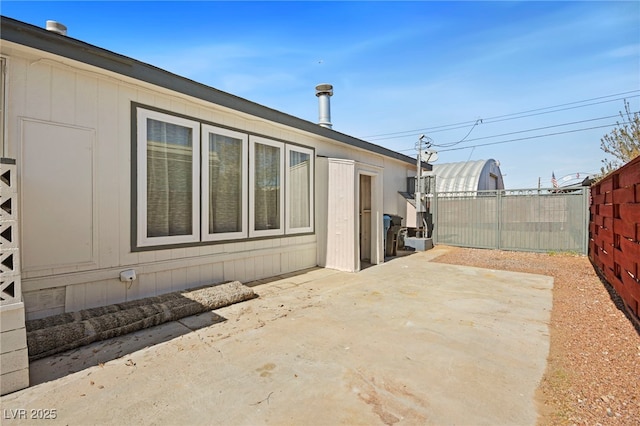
[2,1,639,188]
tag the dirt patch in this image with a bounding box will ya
[431,246,640,425]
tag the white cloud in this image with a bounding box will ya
[606,44,640,59]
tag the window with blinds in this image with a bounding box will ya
[202,124,248,241]
[286,145,314,234]
[249,136,284,237]
[137,109,200,247]
[135,106,314,249]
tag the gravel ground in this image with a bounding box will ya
[430,246,640,426]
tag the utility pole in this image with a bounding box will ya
[414,135,424,237]
[416,135,426,237]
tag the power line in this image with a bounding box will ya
[479,97,638,126]
[435,118,482,147]
[360,90,640,141]
[370,95,639,142]
[395,114,628,152]
[436,122,627,152]
[465,92,639,124]
[431,113,625,148]
[364,91,639,139]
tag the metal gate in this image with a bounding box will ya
[432,188,590,253]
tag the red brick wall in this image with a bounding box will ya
[589,156,640,319]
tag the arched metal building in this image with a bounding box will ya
[431,159,504,192]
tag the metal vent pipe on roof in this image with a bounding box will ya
[315,83,333,129]
[45,20,67,36]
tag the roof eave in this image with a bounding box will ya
[0,16,425,169]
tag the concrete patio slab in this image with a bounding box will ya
[0,247,553,425]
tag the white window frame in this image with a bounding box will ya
[201,124,248,241]
[136,108,200,247]
[249,135,285,238]
[285,145,314,234]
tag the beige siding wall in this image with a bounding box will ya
[382,160,415,226]
[2,44,318,318]
[20,120,96,271]
[2,42,413,318]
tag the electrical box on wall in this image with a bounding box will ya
[119,269,136,282]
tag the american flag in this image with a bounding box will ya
[551,172,558,188]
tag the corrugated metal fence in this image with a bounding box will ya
[432,187,590,253]
[589,156,640,320]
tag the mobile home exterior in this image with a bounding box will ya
[0,16,427,393]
